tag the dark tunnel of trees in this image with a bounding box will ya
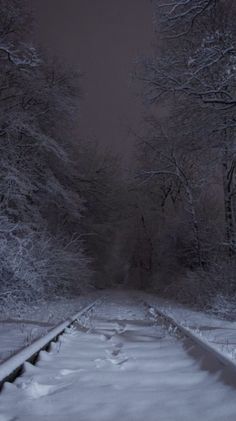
[0,0,236,315]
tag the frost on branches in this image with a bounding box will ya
[0,0,91,307]
[133,0,236,304]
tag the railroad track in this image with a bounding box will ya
[144,300,236,383]
[0,293,236,420]
[0,299,99,389]
[1,296,236,390]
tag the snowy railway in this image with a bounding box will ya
[0,292,236,420]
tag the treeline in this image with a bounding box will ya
[2,0,236,311]
[126,0,236,307]
[0,0,121,308]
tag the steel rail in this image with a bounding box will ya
[146,303,236,375]
[0,299,99,389]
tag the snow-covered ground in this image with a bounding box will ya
[0,294,97,364]
[0,292,236,420]
[1,289,236,368]
[145,293,236,364]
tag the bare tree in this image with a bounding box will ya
[135,0,236,257]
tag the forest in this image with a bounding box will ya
[0,0,235,316]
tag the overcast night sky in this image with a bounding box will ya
[37,1,154,157]
[76,1,153,156]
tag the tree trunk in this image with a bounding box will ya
[222,144,235,258]
[185,184,202,267]
[174,164,202,267]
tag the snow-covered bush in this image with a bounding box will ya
[0,0,92,306]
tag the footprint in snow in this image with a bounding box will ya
[105,349,128,366]
[19,380,70,399]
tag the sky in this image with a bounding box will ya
[36,0,154,159]
[76,1,153,157]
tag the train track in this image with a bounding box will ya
[0,293,236,420]
[0,299,99,389]
[1,296,236,390]
[144,301,236,379]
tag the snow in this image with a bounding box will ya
[0,301,98,384]
[0,294,96,364]
[145,293,236,363]
[0,292,236,420]
[0,323,47,363]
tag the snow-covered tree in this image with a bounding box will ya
[132,0,236,303]
[0,0,92,305]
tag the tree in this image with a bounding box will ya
[154,0,216,37]
[131,0,236,304]
[0,0,92,305]
[136,0,236,256]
